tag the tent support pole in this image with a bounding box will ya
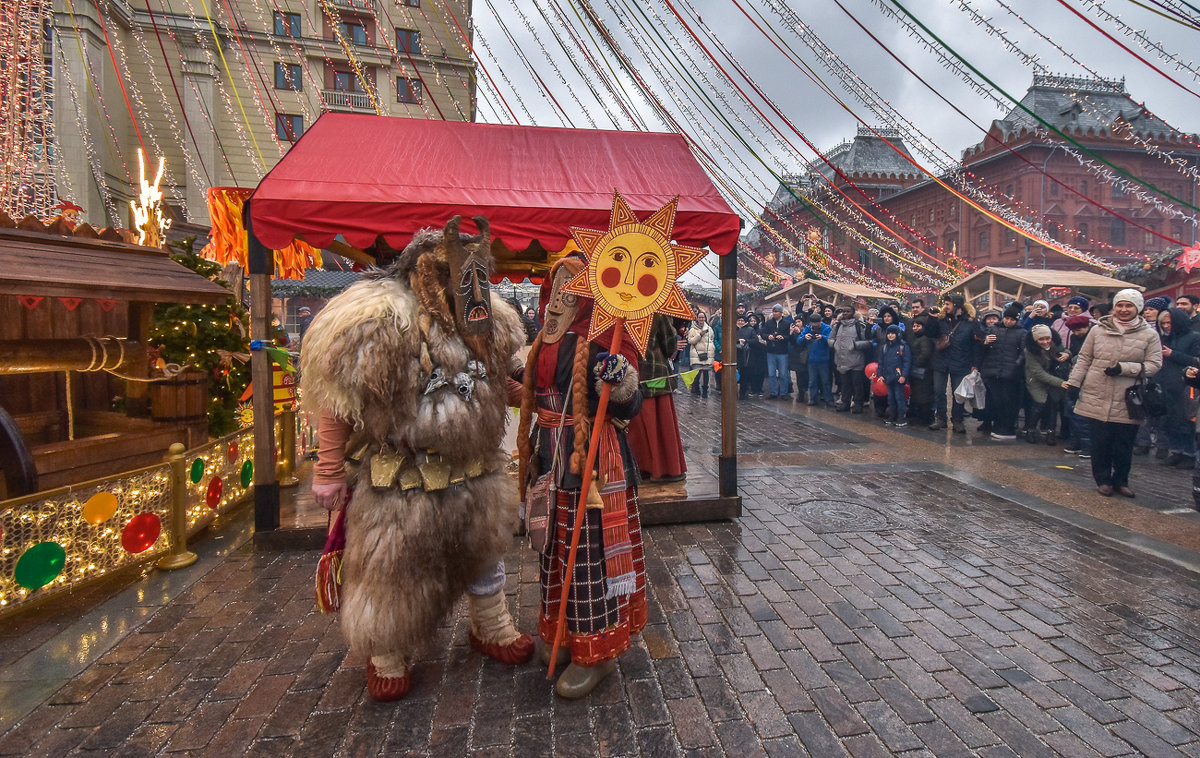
[719,246,738,499]
[246,206,280,532]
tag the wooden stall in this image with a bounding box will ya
[0,221,231,498]
[764,278,895,308]
[939,266,1143,309]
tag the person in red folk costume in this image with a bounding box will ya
[516,255,647,699]
[303,216,534,702]
[626,313,689,483]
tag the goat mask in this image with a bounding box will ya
[541,257,585,344]
[444,215,494,337]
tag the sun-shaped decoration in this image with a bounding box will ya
[562,191,707,354]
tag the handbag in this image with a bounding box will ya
[697,352,709,362]
[315,502,347,613]
[1125,368,1168,420]
[935,321,959,352]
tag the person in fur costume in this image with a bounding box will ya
[303,216,534,702]
[516,255,647,699]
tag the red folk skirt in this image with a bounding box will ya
[538,487,647,665]
[626,394,687,480]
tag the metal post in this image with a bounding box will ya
[158,442,198,570]
[719,245,738,499]
[246,205,280,531]
[278,407,299,487]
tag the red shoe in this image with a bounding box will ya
[366,660,411,702]
[470,632,536,665]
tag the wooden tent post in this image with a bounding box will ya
[246,206,279,532]
[719,246,738,498]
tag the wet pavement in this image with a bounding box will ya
[3,394,1200,755]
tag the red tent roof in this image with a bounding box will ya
[248,114,741,255]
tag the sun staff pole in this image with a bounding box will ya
[719,243,738,498]
[246,204,280,532]
[547,318,626,679]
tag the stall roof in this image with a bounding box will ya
[765,278,894,303]
[939,266,1143,296]
[0,228,231,305]
[248,114,741,257]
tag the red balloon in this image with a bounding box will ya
[904,383,912,399]
[872,376,888,397]
[121,513,162,554]
[207,477,223,509]
[865,362,879,380]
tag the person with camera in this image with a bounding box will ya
[687,310,716,398]
[1065,289,1162,497]
[798,312,833,406]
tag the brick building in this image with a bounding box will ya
[751,74,1200,282]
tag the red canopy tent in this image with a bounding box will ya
[243,114,743,535]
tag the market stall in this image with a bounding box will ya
[764,277,894,307]
[241,113,743,532]
[939,266,1143,309]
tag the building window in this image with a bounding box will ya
[396,28,420,53]
[928,208,934,223]
[276,114,303,142]
[1005,184,1013,199]
[334,71,361,92]
[978,228,990,254]
[274,62,302,91]
[1110,218,1126,246]
[1078,222,1088,243]
[403,0,420,6]
[949,202,957,219]
[1112,183,1127,200]
[1080,179,1088,197]
[1144,226,1157,247]
[338,21,367,45]
[1049,181,1058,198]
[1005,228,1016,245]
[273,12,300,37]
[397,76,422,104]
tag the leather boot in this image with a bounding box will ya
[367,654,411,702]
[928,417,945,431]
[539,641,571,668]
[554,660,617,700]
[467,591,535,665]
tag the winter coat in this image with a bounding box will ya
[761,315,793,355]
[1020,314,1054,331]
[872,320,905,363]
[640,315,679,398]
[687,323,716,367]
[1156,308,1200,399]
[978,320,1027,381]
[1024,336,1071,404]
[799,322,832,363]
[1067,315,1163,424]
[941,312,979,375]
[830,316,873,373]
[908,333,936,405]
[879,338,912,384]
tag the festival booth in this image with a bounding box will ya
[0,221,230,498]
[765,277,894,308]
[939,266,1143,309]
[240,113,743,535]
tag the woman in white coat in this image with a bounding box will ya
[687,311,716,398]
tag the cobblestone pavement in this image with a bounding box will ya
[5,397,1200,756]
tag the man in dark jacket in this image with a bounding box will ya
[762,304,794,398]
[1158,307,1200,465]
[978,304,1028,440]
[830,306,873,413]
[932,294,978,433]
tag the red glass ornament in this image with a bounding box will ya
[207,477,223,509]
[228,440,239,462]
[121,513,162,554]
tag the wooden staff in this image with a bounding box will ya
[548,318,626,679]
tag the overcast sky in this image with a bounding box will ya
[472,0,1200,284]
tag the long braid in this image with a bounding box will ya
[570,336,591,476]
[516,334,542,499]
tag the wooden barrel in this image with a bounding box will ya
[149,370,208,424]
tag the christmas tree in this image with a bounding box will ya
[150,238,251,437]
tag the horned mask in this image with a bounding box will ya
[444,215,494,337]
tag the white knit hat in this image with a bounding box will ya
[1033,299,1049,311]
[1031,324,1052,340]
[1113,289,1144,311]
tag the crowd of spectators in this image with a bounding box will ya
[675,290,1200,509]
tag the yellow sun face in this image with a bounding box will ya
[563,192,706,354]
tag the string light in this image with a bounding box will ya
[130,150,171,247]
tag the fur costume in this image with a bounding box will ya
[302,218,526,674]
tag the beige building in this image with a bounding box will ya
[48,0,475,228]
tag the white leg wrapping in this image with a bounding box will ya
[467,590,522,646]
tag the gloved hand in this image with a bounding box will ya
[312,481,348,511]
[1066,385,1080,401]
[594,351,632,385]
[1104,365,1122,376]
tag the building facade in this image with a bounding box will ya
[37,0,474,229]
[752,75,1200,283]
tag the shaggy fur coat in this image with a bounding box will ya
[301,261,525,662]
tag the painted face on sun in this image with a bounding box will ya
[594,233,669,315]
